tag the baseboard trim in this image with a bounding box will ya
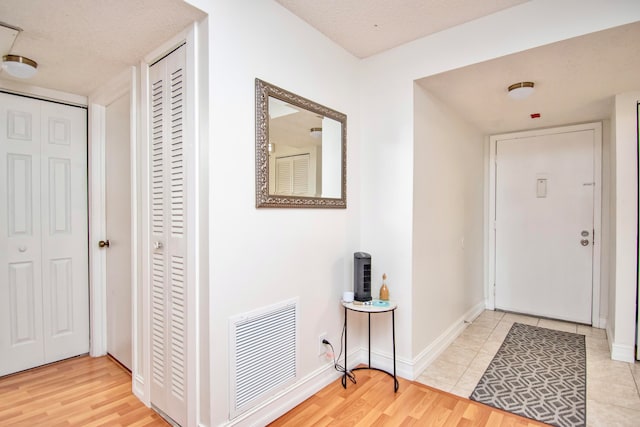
[610,342,635,363]
[220,301,488,425]
[409,301,486,380]
[222,347,360,427]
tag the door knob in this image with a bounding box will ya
[580,239,589,246]
[153,241,163,250]
[98,240,110,248]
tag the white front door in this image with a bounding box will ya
[105,92,132,370]
[494,126,598,324]
[0,93,89,376]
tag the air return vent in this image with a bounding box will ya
[229,298,298,418]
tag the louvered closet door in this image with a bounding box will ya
[149,44,188,426]
[0,93,88,376]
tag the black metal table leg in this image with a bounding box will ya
[342,305,347,388]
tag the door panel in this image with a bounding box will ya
[1,95,44,375]
[0,93,88,376]
[40,101,89,362]
[495,129,595,324]
[149,43,188,426]
[105,93,132,370]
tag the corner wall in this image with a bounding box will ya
[189,1,362,425]
[608,91,639,362]
[412,85,485,359]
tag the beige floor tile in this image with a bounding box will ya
[537,318,578,333]
[420,358,468,386]
[587,399,640,426]
[452,334,486,352]
[436,343,476,367]
[416,312,639,424]
[577,324,607,338]
[415,373,455,392]
[587,360,637,387]
[469,316,501,330]
[461,324,494,340]
[499,313,539,326]
[585,335,609,352]
[466,352,494,375]
[587,379,640,411]
[475,310,505,321]
[478,337,503,356]
[488,326,510,342]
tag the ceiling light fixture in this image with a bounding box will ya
[507,81,534,100]
[310,127,322,138]
[2,54,38,79]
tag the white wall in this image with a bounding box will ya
[608,91,639,362]
[359,0,640,368]
[181,0,640,423]
[183,0,361,425]
[412,85,485,355]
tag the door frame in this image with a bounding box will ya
[486,122,603,327]
[88,67,137,362]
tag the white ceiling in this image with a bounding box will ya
[1,1,637,135]
[276,0,529,58]
[0,0,205,96]
[417,22,640,134]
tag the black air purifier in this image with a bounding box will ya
[354,252,372,302]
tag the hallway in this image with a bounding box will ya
[416,310,640,426]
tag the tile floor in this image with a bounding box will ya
[415,310,640,427]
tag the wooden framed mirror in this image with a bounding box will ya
[255,78,347,208]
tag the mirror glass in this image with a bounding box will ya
[255,79,346,208]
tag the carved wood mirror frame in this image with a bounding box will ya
[255,78,347,208]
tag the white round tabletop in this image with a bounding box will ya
[342,300,397,313]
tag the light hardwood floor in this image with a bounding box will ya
[0,355,168,427]
[269,369,547,427]
[1,356,546,426]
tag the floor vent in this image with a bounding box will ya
[229,298,298,418]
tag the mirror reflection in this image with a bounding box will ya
[255,79,346,208]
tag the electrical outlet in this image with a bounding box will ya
[318,333,328,356]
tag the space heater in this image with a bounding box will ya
[354,252,372,302]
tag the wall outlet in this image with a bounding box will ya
[318,333,328,356]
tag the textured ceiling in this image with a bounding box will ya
[0,0,205,96]
[276,0,529,58]
[417,22,640,134]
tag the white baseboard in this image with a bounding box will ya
[219,301,488,426]
[610,342,636,363]
[409,301,486,380]
[222,347,360,427]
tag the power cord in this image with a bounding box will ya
[323,319,356,384]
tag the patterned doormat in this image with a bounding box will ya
[470,323,586,427]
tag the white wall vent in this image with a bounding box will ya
[229,298,298,418]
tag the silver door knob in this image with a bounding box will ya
[98,240,110,248]
[18,246,27,252]
[153,241,163,250]
[580,239,589,246]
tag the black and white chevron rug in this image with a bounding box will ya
[470,322,586,427]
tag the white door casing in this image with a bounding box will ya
[0,92,89,376]
[488,123,602,325]
[105,92,133,370]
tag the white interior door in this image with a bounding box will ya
[495,128,596,324]
[105,92,132,370]
[148,44,188,426]
[0,92,89,376]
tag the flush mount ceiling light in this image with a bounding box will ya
[2,54,38,79]
[507,81,534,100]
[310,127,322,138]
